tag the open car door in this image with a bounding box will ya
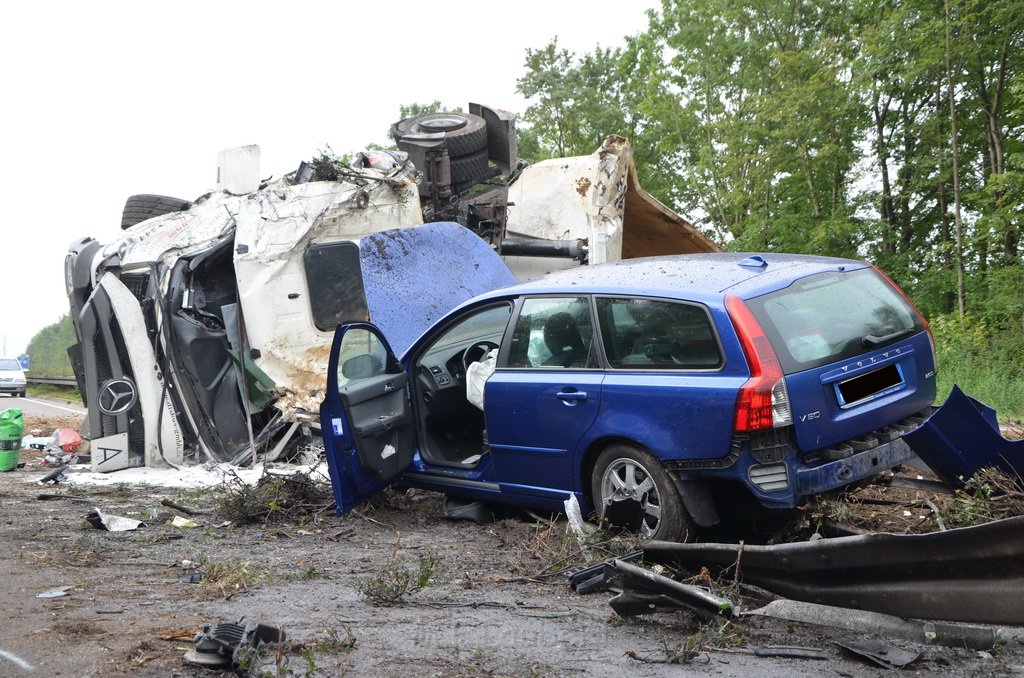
[320,322,414,514]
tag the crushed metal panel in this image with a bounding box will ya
[95,275,185,468]
[506,136,719,280]
[620,159,721,258]
[359,222,517,357]
[903,384,1023,488]
[643,515,1024,625]
[505,147,612,279]
[110,197,235,267]
[234,173,424,415]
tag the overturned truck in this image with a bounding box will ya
[65,103,719,472]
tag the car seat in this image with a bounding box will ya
[543,312,586,367]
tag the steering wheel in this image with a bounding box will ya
[461,341,499,374]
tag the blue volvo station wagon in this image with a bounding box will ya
[320,252,937,542]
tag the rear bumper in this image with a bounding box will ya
[793,438,916,498]
[671,412,930,509]
[739,438,916,509]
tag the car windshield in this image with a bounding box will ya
[0,359,21,371]
[746,268,925,373]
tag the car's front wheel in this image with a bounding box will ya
[591,445,690,542]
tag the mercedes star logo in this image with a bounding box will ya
[98,378,138,415]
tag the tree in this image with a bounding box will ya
[25,315,76,376]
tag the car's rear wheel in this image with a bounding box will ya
[591,444,690,542]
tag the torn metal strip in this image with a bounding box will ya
[644,515,1024,625]
[745,599,1017,651]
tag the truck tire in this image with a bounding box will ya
[392,112,488,157]
[121,194,193,230]
[449,148,489,185]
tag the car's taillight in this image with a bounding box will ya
[726,295,793,433]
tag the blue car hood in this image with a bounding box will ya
[360,222,517,356]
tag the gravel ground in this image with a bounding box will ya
[0,410,1022,676]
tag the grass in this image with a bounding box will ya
[352,550,441,603]
[189,552,267,598]
[932,314,1024,419]
[936,360,1024,420]
[25,384,82,401]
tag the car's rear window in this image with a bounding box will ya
[745,268,925,373]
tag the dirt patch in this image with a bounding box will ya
[1,414,1022,676]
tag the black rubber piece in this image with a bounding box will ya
[121,194,193,230]
[449,148,489,184]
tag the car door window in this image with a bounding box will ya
[504,297,597,368]
[596,297,722,369]
[335,327,390,391]
[304,241,368,331]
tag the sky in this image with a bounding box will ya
[0,1,657,359]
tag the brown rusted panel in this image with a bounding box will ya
[620,162,721,258]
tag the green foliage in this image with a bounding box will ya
[942,467,1024,528]
[352,551,441,604]
[211,469,335,525]
[513,0,1024,416]
[931,312,1024,417]
[397,100,452,120]
[25,315,75,376]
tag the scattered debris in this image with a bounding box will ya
[0,648,33,672]
[52,428,82,453]
[944,467,1024,529]
[159,497,210,516]
[212,468,334,524]
[834,639,920,669]
[645,515,1024,625]
[753,645,829,660]
[604,558,732,620]
[169,516,197,529]
[85,508,145,532]
[36,586,73,599]
[745,599,1016,650]
[37,465,70,484]
[441,496,494,525]
[36,493,93,503]
[183,621,285,670]
[563,494,594,558]
[42,451,78,468]
[564,550,644,594]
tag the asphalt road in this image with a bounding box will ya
[0,394,85,418]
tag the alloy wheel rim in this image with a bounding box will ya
[601,458,662,538]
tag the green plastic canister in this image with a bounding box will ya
[0,407,24,471]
